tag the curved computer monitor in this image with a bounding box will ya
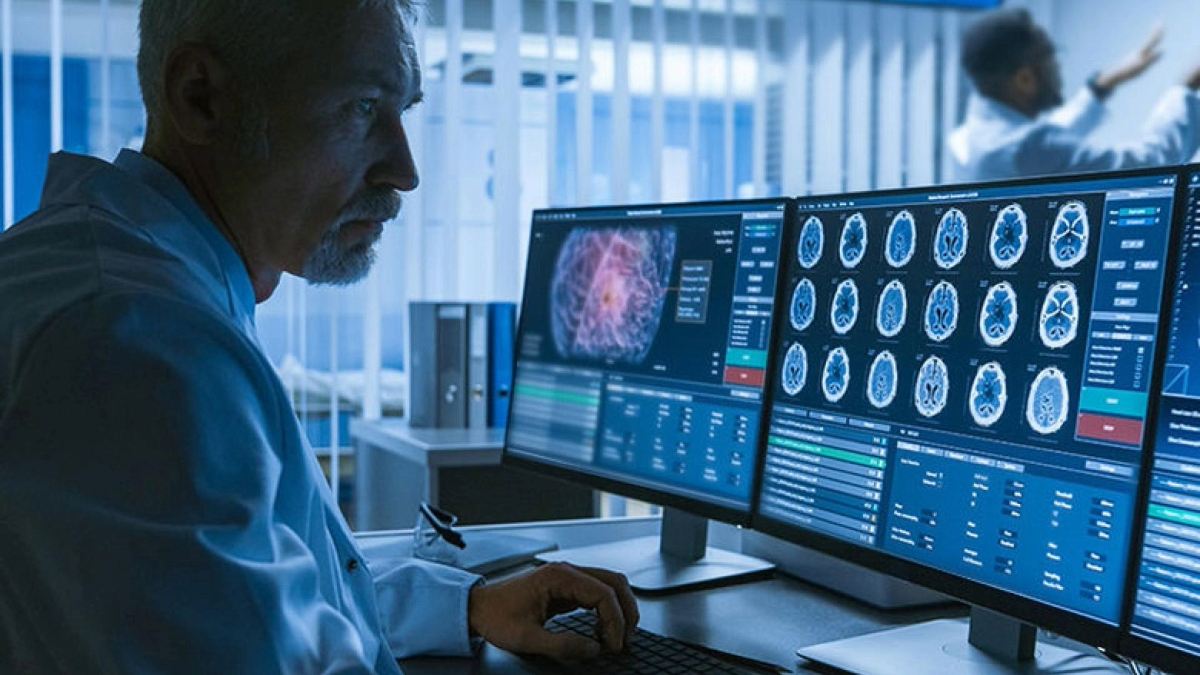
[1123,167,1200,673]
[504,199,793,593]
[753,167,1185,674]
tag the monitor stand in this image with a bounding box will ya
[536,507,775,594]
[798,607,1128,674]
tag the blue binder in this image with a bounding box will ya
[487,302,517,428]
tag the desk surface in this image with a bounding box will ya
[366,518,968,674]
[351,419,506,467]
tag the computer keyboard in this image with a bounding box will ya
[543,610,770,674]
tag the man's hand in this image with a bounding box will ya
[468,563,640,661]
[1094,25,1164,97]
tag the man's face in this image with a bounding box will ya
[230,4,421,286]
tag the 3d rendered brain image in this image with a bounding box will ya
[914,355,949,418]
[867,351,899,409]
[781,343,808,397]
[830,279,860,335]
[876,280,908,338]
[822,347,851,403]
[1039,281,1080,349]
[923,281,959,343]
[1026,366,1070,435]
[1050,201,1089,269]
[550,226,676,364]
[839,212,868,269]
[979,281,1018,347]
[798,216,825,269]
[989,204,1028,269]
[970,362,1008,427]
[886,210,916,268]
[934,208,969,270]
[790,278,817,332]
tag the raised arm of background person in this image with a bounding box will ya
[1015,84,1200,176]
[0,285,473,673]
[1044,24,1163,135]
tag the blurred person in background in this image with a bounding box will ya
[949,8,1200,182]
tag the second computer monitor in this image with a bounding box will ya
[505,200,788,522]
[757,169,1182,654]
[504,199,788,591]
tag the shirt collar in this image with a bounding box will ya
[113,149,258,332]
[966,92,1031,129]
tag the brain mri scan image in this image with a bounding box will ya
[914,355,949,418]
[781,343,808,396]
[876,280,908,338]
[989,204,1028,269]
[970,362,1008,427]
[1026,366,1070,434]
[790,278,817,332]
[839,212,868,269]
[934,208,969,270]
[822,347,851,403]
[551,226,676,364]
[923,281,960,343]
[979,281,1019,347]
[1049,201,1089,269]
[1039,281,1080,349]
[867,351,899,409]
[886,210,917,268]
[799,216,825,269]
[831,279,860,335]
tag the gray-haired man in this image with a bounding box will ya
[0,1,637,672]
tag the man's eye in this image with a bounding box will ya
[355,99,379,116]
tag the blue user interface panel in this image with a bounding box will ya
[758,172,1179,624]
[1130,172,1200,655]
[507,201,787,512]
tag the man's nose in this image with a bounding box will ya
[371,115,419,192]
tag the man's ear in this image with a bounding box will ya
[161,43,235,146]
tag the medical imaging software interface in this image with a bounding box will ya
[506,202,786,511]
[759,173,1179,624]
[1130,172,1200,655]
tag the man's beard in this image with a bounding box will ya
[301,189,402,285]
[1035,86,1064,114]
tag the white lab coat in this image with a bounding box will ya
[948,86,1200,183]
[0,150,479,674]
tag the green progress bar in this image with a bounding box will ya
[514,384,599,407]
[769,435,886,469]
[1150,504,1200,529]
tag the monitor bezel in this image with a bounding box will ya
[502,197,797,529]
[1119,163,1200,672]
[751,165,1186,653]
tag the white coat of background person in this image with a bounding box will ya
[948,8,1200,182]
